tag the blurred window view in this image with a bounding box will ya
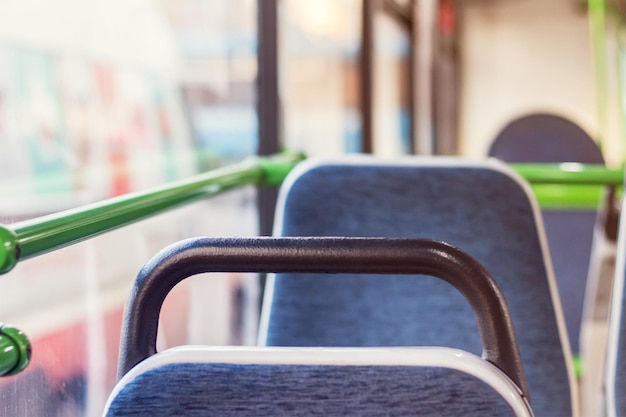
[280,0,363,156]
[373,9,412,156]
[162,0,259,169]
[0,1,259,416]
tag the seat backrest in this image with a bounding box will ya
[488,113,604,164]
[105,236,532,416]
[259,156,576,416]
[605,196,626,417]
[488,112,604,355]
[104,346,532,417]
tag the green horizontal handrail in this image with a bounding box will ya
[0,151,305,275]
[511,163,624,185]
[511,163,624,210]
[0,158,621,271]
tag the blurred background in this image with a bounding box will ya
[0,0,621,415]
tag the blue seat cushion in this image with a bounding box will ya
[106,363,519,417]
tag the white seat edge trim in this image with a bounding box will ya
[605,196,626,417]
[105,346,533,417]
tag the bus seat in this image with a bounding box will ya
[259,156,577,416]
[104,236,532,417]
[488,112,606,356]
[104,346,532,417]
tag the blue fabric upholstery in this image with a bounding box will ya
[261,157,573,416]
[105,363,518,417]
[488,112,605,354]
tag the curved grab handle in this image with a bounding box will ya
[118,237,529,401]
[0,324,31,376]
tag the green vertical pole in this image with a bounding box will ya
[617,19,626,163]
[590,0,609,152]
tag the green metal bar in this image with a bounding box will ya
[0,152,304,275]
[511,163,623,185]
[589,0,609,152]
[530,184,606,210]
[0,324,31,377]
[510,163,623,210]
